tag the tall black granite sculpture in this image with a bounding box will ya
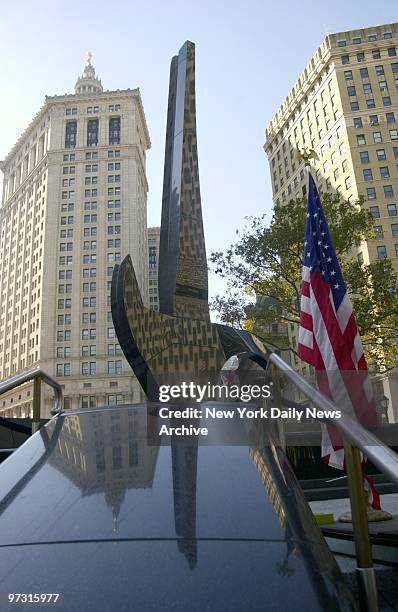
[111,41,268,402]
[158,41,209,320]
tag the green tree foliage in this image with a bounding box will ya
[211,193,398,369]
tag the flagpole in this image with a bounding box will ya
[299,154,379,609]
[343,443,378,609]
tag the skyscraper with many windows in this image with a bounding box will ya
[0,56,150,417]
[264,22,398,420]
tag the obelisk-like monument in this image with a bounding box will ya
[159,41,209,320]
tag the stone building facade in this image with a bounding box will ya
[264,23,398,420]
[0,57,150,417]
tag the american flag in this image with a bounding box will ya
[297,173,380,509]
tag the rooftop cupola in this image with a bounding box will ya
[74,52,103,94]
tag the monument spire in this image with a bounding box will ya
[158,41,209,320]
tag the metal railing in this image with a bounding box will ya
[267,353,398,487]
[266,352,398,612]
[0,368,63,433]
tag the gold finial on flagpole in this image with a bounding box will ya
[295,148,319,167]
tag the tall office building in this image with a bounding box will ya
[264,22,398,420]
[148,227,160,311]
[0,56,150,417]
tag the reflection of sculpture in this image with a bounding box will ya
[111,41,268,400]
[172,442,198,567]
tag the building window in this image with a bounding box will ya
[373,131,382,143]
[56,363,71,377]
[357,134,366,145]
[375,225,384,239]
[360,151,369,163]
[378,80,389,93]
[388,47,397,57]
[344,70,353,80]
[363,83,372,94]
[363,169,373,181]
[383,96,392,107]
[372,49,381,59]
[360,67,369,79]
[96,450,105,473]
[81,396,97,409]
[384,185,394,198]
[357,52,365,62]
[112,446,122,470]
[353,117,363,128]
[369,114,379,126]
[65,121,77,148]
[149,246,157,267]
[369,205,380,218]
[347,86,356,96]
[107,394,123,405]
[391,224,398,237]
[380,166,390,179]
[366,99,375,109]
[81,362,96,376]
[375,65,384,76]
[107,360,122,375]
[341,55,349,64]
[376,149,386,161]
[87,119,99,147]
[390,129,398,140]
[109,117,121,145]
[387,203,397,216]
[377,245,387,259]
[386,112,395,123]
[350,101,359,111]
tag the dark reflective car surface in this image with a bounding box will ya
[0,405,356,611]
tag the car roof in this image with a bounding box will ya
[0,404,356,611]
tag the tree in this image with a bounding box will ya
[210,193,398,370]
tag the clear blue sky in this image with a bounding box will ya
[0,0,397,298]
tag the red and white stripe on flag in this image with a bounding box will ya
[297,174,380,509]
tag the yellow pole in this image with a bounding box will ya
[272,363,286,449]
[344,442,378,610]
[32,377,41,433]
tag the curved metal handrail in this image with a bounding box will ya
[267,352,398,487]
[264,352,398,607]
[0,368,63,427]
